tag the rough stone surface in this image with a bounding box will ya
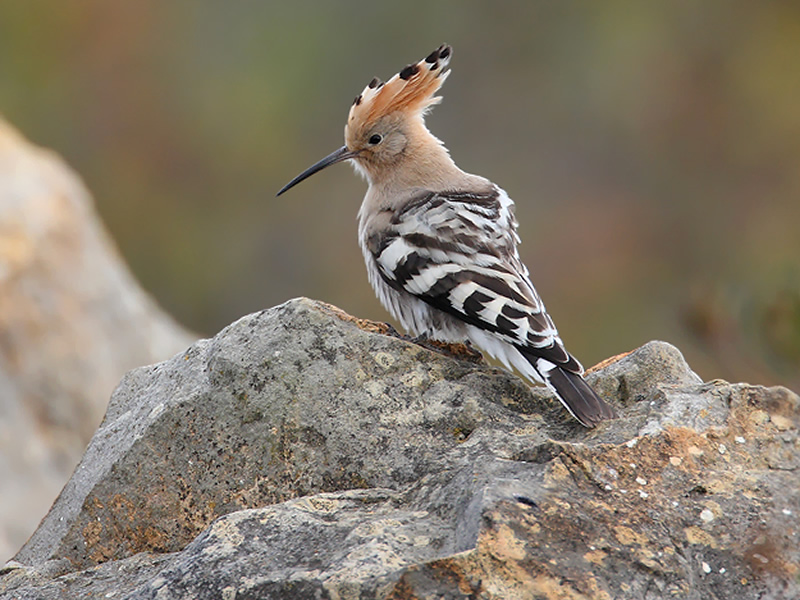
[2,298,798,599]
[0,119,195,561]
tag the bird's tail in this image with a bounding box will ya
[536,359,616,427]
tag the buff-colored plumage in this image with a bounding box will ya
[346,44,450,143]
[277,44,617,427]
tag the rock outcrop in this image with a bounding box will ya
[2,298,797,599]
[0,119,195,561]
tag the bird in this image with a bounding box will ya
[277,44,616,427]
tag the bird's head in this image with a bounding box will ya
[277,44,452,196]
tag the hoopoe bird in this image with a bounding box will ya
[277,44,616,427]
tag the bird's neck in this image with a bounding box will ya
[370,133,463,191]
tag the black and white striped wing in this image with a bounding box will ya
[371,187,581,374]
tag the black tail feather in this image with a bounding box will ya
[544,366,616,427]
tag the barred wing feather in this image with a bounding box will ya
[373,187,578,372]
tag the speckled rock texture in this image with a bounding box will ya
[0,119,195,562]
[2,298,798,599]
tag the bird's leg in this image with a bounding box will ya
[382,322,402,338]
[410,332,429,344]
[407,334,485,363]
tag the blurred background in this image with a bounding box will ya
[1,1,798,390]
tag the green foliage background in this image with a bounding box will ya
[1,2,798,389]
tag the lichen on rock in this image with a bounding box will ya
[1,298,798,599]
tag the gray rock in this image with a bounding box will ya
[11,299,534,571]
[2,298,798,599]
[0,119,195,561]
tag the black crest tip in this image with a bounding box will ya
[425,48,441,64]
[399,63,420,81]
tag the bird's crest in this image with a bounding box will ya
[347,44,451,131]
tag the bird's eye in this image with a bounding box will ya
[369,134,383,145]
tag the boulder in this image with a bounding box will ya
[2,298,798,599]
[0,119,195,561]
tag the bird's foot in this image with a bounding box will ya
[410,336,484,363]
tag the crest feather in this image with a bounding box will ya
[347,44,452,128]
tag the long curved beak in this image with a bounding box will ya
[276,146,358,196]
